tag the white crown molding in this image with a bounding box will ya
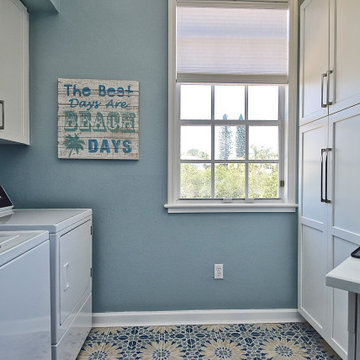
[93,309,304,328]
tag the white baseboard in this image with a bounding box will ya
[92,309,304,328]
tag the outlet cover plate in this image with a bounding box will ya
[214,264,223,279]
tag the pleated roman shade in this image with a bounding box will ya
[176,1,289,83]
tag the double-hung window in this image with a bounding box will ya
[166,0,298,213]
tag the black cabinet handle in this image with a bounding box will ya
[321,148,326,202]
[321,148,332,203]
[326,70,333,106]
[321,73,328,108]
[324,148,332,203]
[0,100,4,130]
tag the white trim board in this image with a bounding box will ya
[93,309,304,328]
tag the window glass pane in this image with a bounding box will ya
[248,163,279,198]
[249,126,278,160]
[180,85,211,120]
[248,86,279,120]
[215,85,245,120]
[181,126,211,160]
[215,163,245,199]
[180,163,211,198]
[215,126,246,160]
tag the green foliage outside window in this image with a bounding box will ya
[181,162,211,198]
[180,145,279,199]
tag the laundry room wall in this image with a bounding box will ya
[20,0,60,13]
[0,0,298,312]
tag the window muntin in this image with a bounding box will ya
[179,84,284,200]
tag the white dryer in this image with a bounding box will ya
[0,230,51,360]
[0,188,93,360]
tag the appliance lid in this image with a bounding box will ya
[0,209,92,233]
[0,230,49,266]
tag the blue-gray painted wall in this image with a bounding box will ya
[0,0,298,312]
[20,0,59,13]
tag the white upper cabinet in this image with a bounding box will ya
[0,0,29,144]
[299,0,330,124]
[300,0,360,125]
[331,0,360,114]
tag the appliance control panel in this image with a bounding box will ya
[351,247,360,259]
[0,186,13,212]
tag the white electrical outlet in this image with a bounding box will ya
[214,264,223,279]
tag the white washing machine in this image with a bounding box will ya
[0,188,93,360]
[0,230,51,360]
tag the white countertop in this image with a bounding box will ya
[326,256,360,294]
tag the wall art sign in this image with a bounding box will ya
[58,78,139,160]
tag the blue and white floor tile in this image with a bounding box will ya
[77,322,341,360]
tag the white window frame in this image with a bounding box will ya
[165,0,299,213]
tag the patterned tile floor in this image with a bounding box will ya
[77,322,341,360]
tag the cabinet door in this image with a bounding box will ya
[59,220,92,326]
[330,106,360,237]
[0,0,29,144]
[328,105,360,359]
[299,0,330,124]
[298,119,329,335]
[329,0,360,114]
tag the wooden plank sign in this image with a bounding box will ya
[58,78,139,160]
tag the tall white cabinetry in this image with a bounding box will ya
[300,0,360,125]
[0,0,29,144]
[299,0,360,359]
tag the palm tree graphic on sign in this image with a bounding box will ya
[63,134,85,158]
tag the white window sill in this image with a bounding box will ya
[164,203,298,214]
